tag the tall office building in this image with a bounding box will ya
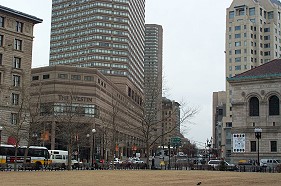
[222,0,281,160]
[144,24,163,141]
[50,0,145,99]
[0,5,42,144]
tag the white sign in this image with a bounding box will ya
[232,133,245,153]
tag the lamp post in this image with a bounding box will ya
[92,129,96,168]
[86,134,90,163]
[254,128,262,167]
[0,126,3,145]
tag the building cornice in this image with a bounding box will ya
[0,5,42,24]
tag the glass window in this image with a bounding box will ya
[264,28,270,32]
[271,141,277,152]
[229,11,235,19]
[16,21,23,32]
[250,141,256,152]
[268,11,274,19]
[0,53,2,65]
[238,9,245,16]
[11,113,18,125]
[235,50,241,54]
[249,7,255,16]
[263,43,268,48]
[13,75,20,87]
[13,57,21,68]
[43,74,50,79]
[269,95,279,115]
[235,26,241,31]
[235,34,241,38]
[0,16,4,27]
[84,76,94,81]
[32,76,39,81]
[71,75,81,80]
[264,51,271,56]
[0,35,3,47]
[264,35,270,40]
[12,93,19,105]
[14,39,22,50]
[235,65,241,70]
[58,74,68,79]
[235,57,241,62]
[249,97,259,116]
[235,42,241,47]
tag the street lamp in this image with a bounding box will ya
[0,126,3,145]
[254,128,262,167]
[86,133,90,163]
[92,129,96,168]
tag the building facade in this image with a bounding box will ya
[212,91,227,159]
[30,65,144,160]
[0,5,42,145]
[144,24,163,145]
[50,0,145,99]
[222,0,281,159]
[228,59,281,164]
[161,97,181,145]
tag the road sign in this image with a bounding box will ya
[171,137,181,147]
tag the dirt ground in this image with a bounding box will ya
[1,170,280,186]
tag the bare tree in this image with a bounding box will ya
[1,89,30,171]
[139,79,198,168]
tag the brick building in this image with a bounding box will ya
[0,5,42,145]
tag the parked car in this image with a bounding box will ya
[260,159,281,168]
[208,160,237,171]
[110,158,122,164]
[131,157,144,164]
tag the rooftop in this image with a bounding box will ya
[0,5,42,23]
[228,59,281,81]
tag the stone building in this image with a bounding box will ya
[228,59,281,164]
[31,65,144,160]
[0,5,42,145]
[222,0,281,159]
[161,97,181,145]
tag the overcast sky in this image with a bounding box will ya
[1,0,233,147]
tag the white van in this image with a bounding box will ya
[49,150,78,166]
[260,159,281,168]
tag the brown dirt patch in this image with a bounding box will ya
[1,170,280,186]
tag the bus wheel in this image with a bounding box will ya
[61,163,66,170]
[35,161,42,170]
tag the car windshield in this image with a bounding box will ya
[209,161,220,164]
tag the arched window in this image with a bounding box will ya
[269,95,279,115]
[249,97,259,116]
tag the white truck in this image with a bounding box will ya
[48,150,79,169]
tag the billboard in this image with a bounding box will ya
[232,133,245,153]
